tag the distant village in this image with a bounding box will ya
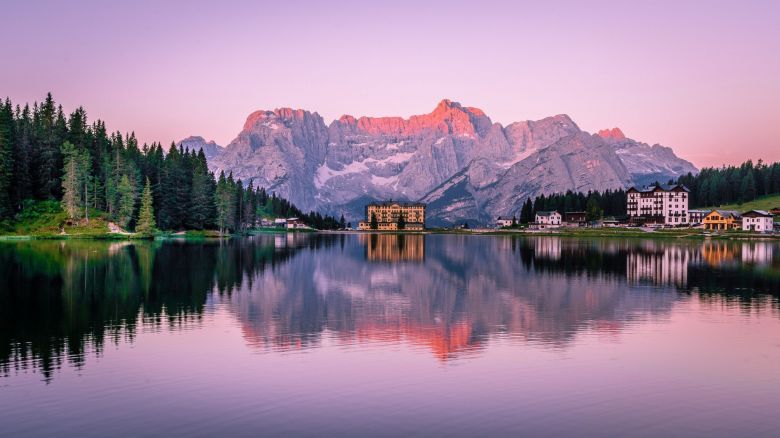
[263,184,779,234]
[500,184,778,233]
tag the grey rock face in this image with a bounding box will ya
[177,136,224,161]
[194,100,696,225]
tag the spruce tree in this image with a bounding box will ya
[0,100,14,218]
[135,178,156,237]
[117,174,135,229]
[61,141,90,220]
[370,212,378,230]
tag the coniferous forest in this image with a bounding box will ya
[0,94,341,233]
[675,160,780,207]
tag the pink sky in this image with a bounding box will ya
[2,0,778,168]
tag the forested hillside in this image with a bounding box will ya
[0,94,340,234]
[675,160,780,208]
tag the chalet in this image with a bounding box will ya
[626,184,690,225]
[741,210,774,233]
[563,211,586,226]
[495,217,514,228]
[770,207,780,216]
[702,210,741,231]
[534,211,562,229]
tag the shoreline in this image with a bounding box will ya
[7,227,778,241]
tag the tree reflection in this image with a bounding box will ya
[1,235,778,380]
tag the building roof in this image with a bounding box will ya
[367,201,426,208]
[627,183,690,193]
[536,211,560,217]
[707,210,742,219]
[742,210,773,218]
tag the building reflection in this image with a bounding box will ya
[361,233,425,262]
[741,242,773,265]
[700,241,737,267]
[626,245,690,287]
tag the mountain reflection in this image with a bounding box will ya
[1,235,779,380]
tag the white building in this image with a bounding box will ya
[626,184,689,225]
[688,209,708,224]
[495,216,513,228]
[534,211,562,229]
[741,210,774,232]
[286,217,308,229]
[273,218,288,228]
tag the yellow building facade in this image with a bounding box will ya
[358,202,425,231]
[702,210,742,231]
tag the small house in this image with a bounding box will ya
[286,217,308,229]
[534,211,562,229]
[563,211,586,226]
[496,216,514,228]
[742,210,774,232]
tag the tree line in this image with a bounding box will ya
[675,160,780,208]
[0,94,340,233]
[509,189,627,225]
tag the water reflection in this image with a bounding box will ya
[1,235,778,380]
[362,233,425,262]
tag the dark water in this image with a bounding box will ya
[1,234,779,437]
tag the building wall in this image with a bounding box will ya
[742,216,773,232]
[366,204,425,224]
[360,203,426,230]
[703,213,740,230]
[536,213,562,225]
[627,188,689,224]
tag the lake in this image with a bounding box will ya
[1,234,779,437]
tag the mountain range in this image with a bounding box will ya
[181,100,696,225]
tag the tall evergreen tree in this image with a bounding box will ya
[117,174,135,229]
[0,100,14,218]
[135,178,156,236]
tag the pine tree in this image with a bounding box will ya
[370,212,378,230]
[0,100,14,218]
[740,172,756,203]
[60,141,90,220]
[215,171,234,235]
[397,212,406,230]
[117,174,135,229]
[135,178,156,237]
[586,196,603,222]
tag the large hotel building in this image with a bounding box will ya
[626,184,690,225]
[358,201,426,231]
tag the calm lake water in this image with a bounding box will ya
[1,234,780,437]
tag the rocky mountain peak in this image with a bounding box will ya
[198,100,696,226]
[176,136,224,160]
[597,127,626,141]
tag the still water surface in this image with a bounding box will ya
[1,234,779,437]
